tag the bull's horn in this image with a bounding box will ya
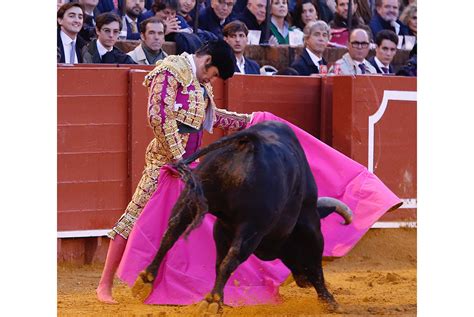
[317,197,353,225]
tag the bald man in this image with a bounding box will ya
[329,28,377,75]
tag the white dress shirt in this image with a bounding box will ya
[374,56,390,73]
[96,40,113,60]
[60,30,78,64]
[236,56,246,74]
[305,48,323,71]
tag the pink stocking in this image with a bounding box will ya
[96,235,127,304]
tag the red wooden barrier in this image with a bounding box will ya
[227,74,322,138]
[58,67,130,231]
[329,75,417,221]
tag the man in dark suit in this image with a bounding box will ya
[82,12,136,63]
[369,0,409,39]
[368,29,398,74]
[198,0,236,39]
[291,21,330,76]
[116,0,148,40]
[237,0,267,43]
[57,2,88,63]
[223,20,260,74]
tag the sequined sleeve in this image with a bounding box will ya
[147,70,185,160]
[203,83,251,132]
[213,108,252,132]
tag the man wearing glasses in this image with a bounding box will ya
[198,0,236,39]
[82,12,137,63]
[329,28,376,75]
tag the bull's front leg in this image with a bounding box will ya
[132,203,194,302]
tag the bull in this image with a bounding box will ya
[131,121,352,314]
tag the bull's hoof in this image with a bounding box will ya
[131,271,154,302]
[195,295,223,316]
[326,301,342,313]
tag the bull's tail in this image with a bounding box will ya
[173,161,209,238]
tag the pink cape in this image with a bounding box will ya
[117,112,401,306]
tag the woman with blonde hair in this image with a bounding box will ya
[400,4,417,37]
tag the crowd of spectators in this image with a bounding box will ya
[57,0,417,76]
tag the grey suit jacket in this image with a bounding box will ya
[329,53,377,75]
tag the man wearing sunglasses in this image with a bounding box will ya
[329,28,376,75]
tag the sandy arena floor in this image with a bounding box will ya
[58,228,416,316]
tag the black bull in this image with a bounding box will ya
[132,121,352,313]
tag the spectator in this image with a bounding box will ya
[223,20,261,74]
[118,0,147,40]
[329,0,364,29]
[269,0,302,45]
[399,3,416,37]
[368,29,397,74]
[329,28,376,74]
[198,0,237,39]
[78,0,101,42]
[291,20,330,75]
[57,2,87,64]
[178,0,196,26]
[293,0,320,30]
[148,0,193,36]
[82,12,137,63]
[237,0,267,42]
[127,17,168,64]
[368,0,409,38]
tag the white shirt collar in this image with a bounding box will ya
[305,48,322,69]
[271,16,289,37]
[125,15,137,24]
[236,56,246,74]
[390,20,401,35]
[60,30,76,45]
[184,53,197,77]
[60,30,77,63]
[96,40,113,57]
[374,56,389,70]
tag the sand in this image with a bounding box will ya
[58,228,416,316]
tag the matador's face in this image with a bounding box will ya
[195,55,220,84]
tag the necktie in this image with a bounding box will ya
[69,41,76,64]
[358,63,366,74]
[381,66,389,74]
[130,21,138,33]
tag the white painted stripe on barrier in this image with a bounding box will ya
[57,222,417,238]
[57,229,110,238]
[367,90,417,173]
[371,221,417,228]
[400,198,417,209]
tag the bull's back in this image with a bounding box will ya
[196,121,317,230]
